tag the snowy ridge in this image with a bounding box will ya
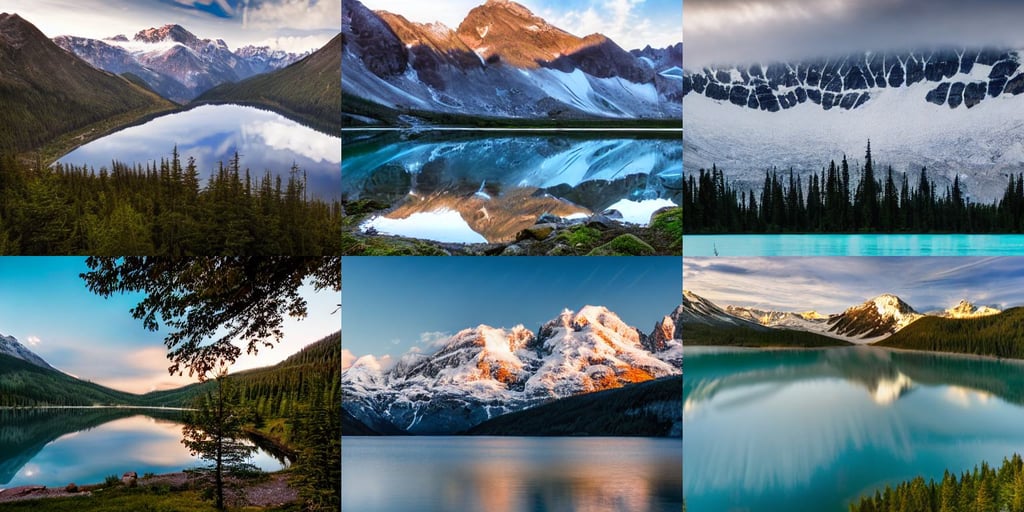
[685,46,1024,202]
[0,333,54,370]
[941,299,1001,318]
[341,305,681,434]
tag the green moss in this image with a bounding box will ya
[587,234,656,256]
[556,226,602,249]
[647,206,679,252]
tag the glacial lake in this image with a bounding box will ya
[57,104,341,199]
[342,436,683,512]
[684,346,1024,511]
[0,408,287,490]
[341,130,681,243]
[683,234,1024,256]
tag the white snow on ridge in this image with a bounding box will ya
[685,75,1024,201]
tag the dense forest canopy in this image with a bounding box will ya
[0,149,341,255]
[684,142,1024,233]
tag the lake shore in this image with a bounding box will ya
[0,470,297,508]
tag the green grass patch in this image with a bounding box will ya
[587,234,656,256]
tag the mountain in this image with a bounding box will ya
[680,290,769,330]
[824,294,922,340]
[54,24,307,103]
[0,333,52,370]
[684,47,1024,201]
[875,307,1024,359]
[341,0,681,125]
[467,375,681,436]
[341,305,682,434]
[941,299,1001,318]
[196,34,341,134]
[0,13,172,153]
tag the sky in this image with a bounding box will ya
[359,0,682,51]
[0,258,340,394]
[685,0,1024,67]
[6,0,339,53]
[684,257,1024,314]
[342,256,682,368]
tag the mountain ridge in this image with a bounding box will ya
[342,304,681,434]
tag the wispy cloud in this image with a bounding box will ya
[25,335,41,347]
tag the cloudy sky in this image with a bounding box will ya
[685,0,1024,67]
[0,258,339,394]
[360,0,682,50]
[684,257,1024,314]
[342,256,682,369]
[7,0,338,52]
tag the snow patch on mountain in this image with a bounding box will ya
[0,333,54,370]
[342,305,681,434]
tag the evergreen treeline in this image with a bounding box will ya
[683,141,1024,233]
[467,375,682,437]
[683,323,852,348]
[0,353,141,407]
[875,308,1024,359]
[850,454,1024,512]
[0,149,341,255]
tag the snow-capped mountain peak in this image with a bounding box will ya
[0,333,54,370]
[825,294,921,340]
[342,304,681,434]
[943,299,1001,318]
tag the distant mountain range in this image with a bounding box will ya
[342,305,682,435]
[342,0,681,125]
[685,290,1002,344]
[684,47,1024,202]
[54,24,307,103]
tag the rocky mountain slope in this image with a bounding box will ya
[54,24,306,102]
[684,47,1024,201]
[342,0,681,124]
[342,305,682,434]
[0,333,52,370]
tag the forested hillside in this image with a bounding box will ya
[196,34,341,134]
[876,308,1024,358]
[0,13,174,156]
[683,323,852,347]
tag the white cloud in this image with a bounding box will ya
[546,0,677,50]
[418,331,451,348]
[252,34,332,53]
[246,0,341,31]
[342,348,357,369]
[25,335,41,347]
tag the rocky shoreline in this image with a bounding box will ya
[342,199,681,256]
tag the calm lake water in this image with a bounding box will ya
[342,436,683,512]
[57,104,341,199]
[683,234,1024,256]
[0,408,286,489]
[684,346,1024,511]
[342,131,681,243]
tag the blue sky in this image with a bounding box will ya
[6,0,338,52]
[0,258,339,394]
[360,0,682,50]
[342,256,682,367]
[684,257,1024,314]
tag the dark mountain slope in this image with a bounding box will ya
[467,375,681,437]
[0,13,173,155]
[875,307,1024,359]
[196,34,341,134]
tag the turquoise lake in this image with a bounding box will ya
[683,234,1024,256]
[0,408,286,490]
[684,346,1024,511]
